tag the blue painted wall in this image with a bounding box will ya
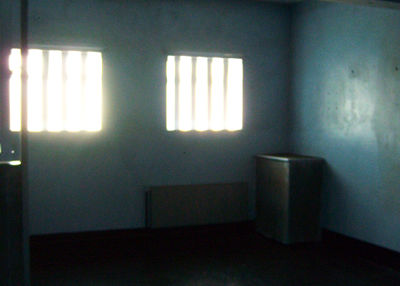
[0,0,21,163]
[26,0,291,234]
[12,0,400,253]
[291,1,400,252]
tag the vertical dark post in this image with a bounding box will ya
[20,0,30,285]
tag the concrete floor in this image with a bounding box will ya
[31,230,400,285]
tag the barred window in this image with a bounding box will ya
[166,55,243,132]
[9,48,102,132]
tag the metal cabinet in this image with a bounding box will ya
[256,154,324,244]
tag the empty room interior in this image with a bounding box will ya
[1,0,400,285]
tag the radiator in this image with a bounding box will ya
[146,183,248,228]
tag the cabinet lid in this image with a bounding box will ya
[256,153,324,162]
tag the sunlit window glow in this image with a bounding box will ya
[9,49,22,132]
[226,58,243,131]
[8,48,102,132]
[8,160,21,166]
[166,55,243,132]
[195,57,208,131]
[210,57,224,131]
[28,49,44,132]
[65,51,82,132]
[84,52,102,131]
[166,56,176,131]
[178,56,192,131]
[47,50,63,131]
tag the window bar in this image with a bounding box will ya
[223,58,228,130]
[191,57,196,130]
[207,58,212,131]
[42,50,49,131]
[61,51,68,130]
[174,56,180,130]
[81,52,87,131]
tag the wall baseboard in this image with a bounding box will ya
[321,229,400,272]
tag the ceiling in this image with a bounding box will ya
[258,0,400,9]
[259,0,303,2]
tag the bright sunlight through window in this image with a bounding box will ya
[166,55,243,132]
[9,48,102,132]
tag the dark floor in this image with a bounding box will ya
[31,228,400,285]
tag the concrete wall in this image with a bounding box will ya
[3,0,400,255]
[0,166,23,286]
[291,1,400,252]
[0,1,28,285]
[26,0,291,234]
[0,0,21,162]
